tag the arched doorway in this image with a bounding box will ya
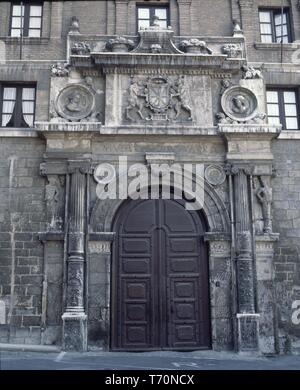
[111,198,211,351]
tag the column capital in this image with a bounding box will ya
[225,163,254,176]
[67,159,92,174]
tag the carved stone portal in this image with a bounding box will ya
[125,76,193,122]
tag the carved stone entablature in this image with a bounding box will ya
[179,39,213,54]
[242,65,263,79]
[222,43,242,58]
[51,62,70,77]
[51,83,100,123]
[71,42,91,55]
[125,75,193,122]
[105,36,135,52]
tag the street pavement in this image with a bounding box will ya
[1,349,300,370]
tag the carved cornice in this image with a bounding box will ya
[101,66,234,78]
[218,124,281,136]
[90,52,242,72]
[35,122,101,132]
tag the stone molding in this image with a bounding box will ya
[89,241,111,254]
[101,67,233,78]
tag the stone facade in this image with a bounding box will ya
[0,0,300,354]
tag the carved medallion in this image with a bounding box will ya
[205,165,226,186]
[221,86,258,122]
[55,84,95,121]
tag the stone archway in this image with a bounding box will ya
[89,181,233,351]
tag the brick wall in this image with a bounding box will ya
[0,137,46,344]
[272,139,300,350]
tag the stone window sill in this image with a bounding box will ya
[0,128,38,137]
[0,37,50,45]
[254,42,299,51]
[278,130,300,139]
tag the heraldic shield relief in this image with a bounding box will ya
[126,76,193,122]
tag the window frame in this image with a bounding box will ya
[259,8,292,43]
[266,87,300,130]
[9,2,43,38]
[136,3,170,31]
[0,84,37,128]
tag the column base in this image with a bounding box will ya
[62,312,87,351]
[236,313,260,352]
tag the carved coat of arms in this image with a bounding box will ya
[126,76,193,122]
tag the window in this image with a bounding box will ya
[137,5,169,30]
[259,9,291,43]
[267,89,299,130]
[10,2,43,37]
[0,85,36,128]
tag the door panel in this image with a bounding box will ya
[111,199,211,351]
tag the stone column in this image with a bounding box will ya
[62,161,89,351]
[230,165,260,351]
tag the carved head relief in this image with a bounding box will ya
[221,86,258,122]
[55,84,95,121]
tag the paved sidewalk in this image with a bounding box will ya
[1,350,300,370]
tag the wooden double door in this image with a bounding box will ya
[111,198,211,351]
